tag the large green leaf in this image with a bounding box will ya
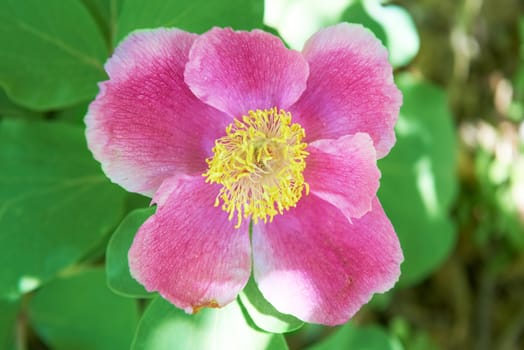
[28,268,139,350]
[0,0,108,110]
[51,101,90,125]
[307,323,403,350]
[116,0,264,42]
[107,207,155,298]
[0,89,42,120]
[0,299,19,350]
[81,0,122,49]
[238,276,303,333]
[132,297,288,350]
[379,73,457,286]
[0,120,126,298]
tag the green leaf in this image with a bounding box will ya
[132,297,288,350]
[28,268,139,350]
[390,317,440,350]
[116,0,264,42]
[0,120,126,298]
[0,299,19,350]
[52,100,89,125]
[125,192,151,212]
[378,73,457,286]
[0,0,108,110]
[0,88,42,120]
[81,0,122,49]
[238,276,304,333]
[307,323,403,350]
[107,207,155,298]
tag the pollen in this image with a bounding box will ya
[203,107,309,228]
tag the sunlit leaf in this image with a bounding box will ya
[0,120,126,298]
[132,297,288,350]
[379,73,457,286]
[107,207,155,298]
[361,0,419,67]
[264,0,351,50]
[238,276,304,333]
[0,0,108,110]
[29,269,139,350]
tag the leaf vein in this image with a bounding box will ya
[14,20,104,71]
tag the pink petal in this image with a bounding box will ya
[86,28,230,196]
[306,133,380,220]
[128,175,251,313]
[291,23,402,158]
[184,27,309,117]
[252,196,402,325]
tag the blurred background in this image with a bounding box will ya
[1,0,523,349]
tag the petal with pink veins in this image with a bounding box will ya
[305,133,380,221]
[86,28,230,196]
[252,196,403,325]
[128,175,251,313]
[184,27,309,117]
[291,23,402,158]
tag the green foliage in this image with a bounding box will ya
[81,0,122,49]
[0,120,126,298]
[132,297,288,350]
[28,268,139,350]
[51,101,90,125]
[469,136,524,251]
[117,0,264,42]
[0,0,108,110]
[0,299,19,350]
[106,207,155,298]
[0,88,42,120]
[390,317,440,350]
[379,73,457,286]
[307,323,403,350]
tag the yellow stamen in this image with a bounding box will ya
[203,107,309,228]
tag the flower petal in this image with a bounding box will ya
[184,27,309,117]
[252,196,402,325]
[306,133,380,220]
[291,23,402,158]
[128,175,251,313]
[86,28,230,196]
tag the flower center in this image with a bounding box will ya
[203,107,309,228]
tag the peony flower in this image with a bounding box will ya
[86,23,403,326]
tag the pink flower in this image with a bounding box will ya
[86,23,403,325]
